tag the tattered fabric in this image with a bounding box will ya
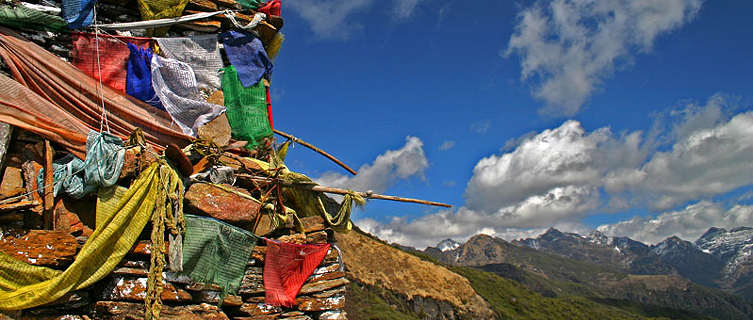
[136,0,189,35]
[0,162,171,310]
[258,0,281,16]
[0,74,88,158]
[0,4,67,31]
[264,239,331,307]
[37,131,125,199]
[62,0,96,28]
[71,32,153,93]
[180,215,258,295]
[219,31,273,87]
[156,35,223,92]
[151,55,225,137]
[0,27,192,155]
[127,43,163,109]
[237,0,262,9]
[221,65,272,150]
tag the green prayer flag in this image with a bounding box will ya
[180,215,258,295]
[221,65,273,150]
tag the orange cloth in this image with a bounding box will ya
[0,26,191,154]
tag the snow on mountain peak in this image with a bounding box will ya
[437,239,461,252]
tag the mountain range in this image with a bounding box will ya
[415,226,753,319]
[337,223,753,319]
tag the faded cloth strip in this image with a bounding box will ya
[151,55,225,137]
[62,0,96,28]
[137,0,190,35]
[72,32,152,93]
[221,65,272,150]
[0,4,67,31]
[127,43,163,109]
[258,0,281,16]
[0,161,166,310]
[38,131,125,199]
[156,34,223,92]
[264,239,331,307]
[180,215,258,295]
[95,10,225,30]
[0,74,88,158]
[0,27,193,154]
[219,31,273,87]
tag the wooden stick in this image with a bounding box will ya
[237,174,452,208]
[43,140,54,229]
[273,129,358,176]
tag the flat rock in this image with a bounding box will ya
[301,216,325,233]
[0,166,24,199]
[237,303,281,316]
[93,301,229,320]
[97,277,192,302]
[307,271,346,284]
[184,183,260,227]
[238,267,264,295]
[198,113,231,147]
[119,146,158,180]
[53,198,94,237]
[299,278,349,295]
[193,291,243,308]
[318,311,347,320]
[0,229,77,267]
[295,295,345,312]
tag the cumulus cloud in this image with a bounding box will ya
[605,110,753,210]
[439,140,456,151]
[356,96,753,248]
[465,120,646,213]
[597,201,753,244]
[288,0,426,39]
[315,136,428,194]
[505,0,703,115]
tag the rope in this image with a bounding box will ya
[145,160,184,320]
[92,4,110,133]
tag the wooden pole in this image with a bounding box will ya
[273,129,358,176]
[237,174,452,208]
[43,140,54,230]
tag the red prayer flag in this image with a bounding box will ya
[71,32,152,93]
[258,0,281,17]
[263,239,330,307]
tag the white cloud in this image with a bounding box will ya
[288,0,426,39]
[315,136,428,194]
[352,96,753,249]
[506,0,703,115]
[605,110,753,210]
[597,201,753,244]
[439,140,456,151]
[465,120,646,213]
[394,0,421,19]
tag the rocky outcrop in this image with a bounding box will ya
[338,229,494,319]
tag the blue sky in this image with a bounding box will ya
[271,0,753,248]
